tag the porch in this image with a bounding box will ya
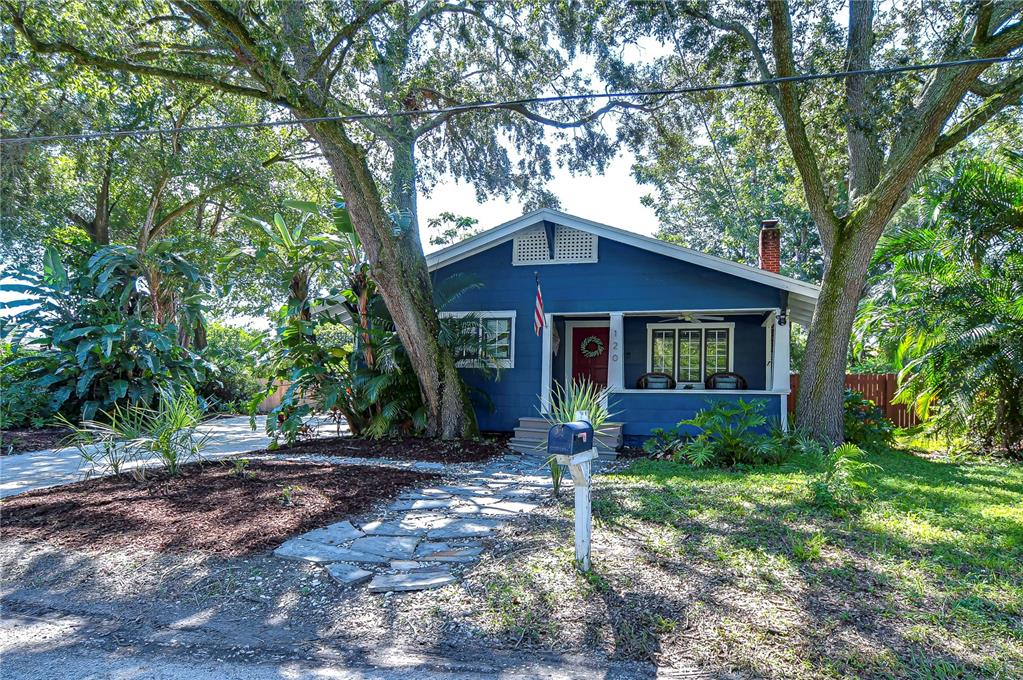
[535,308,792,447]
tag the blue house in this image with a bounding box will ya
[428,209,819,452]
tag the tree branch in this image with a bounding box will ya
[304,0,396,80]
[929,74,1023,161]
[678,2,774,84]
[5,3,279,104]
[766,1,840,247]
[845,0,883,201]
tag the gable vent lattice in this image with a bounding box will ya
[512,226,550,264]
[512,224,598,265]
[554,226,597,262]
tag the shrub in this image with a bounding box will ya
[3,244,211,422]
[196,323,267,411]
[809,443,881,512]
[673,398,788,467]
[541,377,615,432]
[843,388,896,452]
[540,378,615,494]
[642,427,684,459]
[0,344,54,428]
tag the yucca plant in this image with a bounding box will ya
[539,378,615,496]
[540,378,615,432]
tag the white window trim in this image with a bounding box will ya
[645,322,735,388]
[438,310,517,369]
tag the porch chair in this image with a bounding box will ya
[704,372,748,390]
[635,372,676,389]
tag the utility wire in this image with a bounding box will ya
[2,54,1020,145]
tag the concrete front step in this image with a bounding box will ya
[513,427,621,448]
[511,415,623,460]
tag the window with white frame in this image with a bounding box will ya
[440,311,516,368]
[646,323,734,385]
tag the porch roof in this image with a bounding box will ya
[426,208,820,326]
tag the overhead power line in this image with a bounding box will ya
[2,54,1020,146]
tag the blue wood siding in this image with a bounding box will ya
[433,235,784,432]
[611,393,785,444]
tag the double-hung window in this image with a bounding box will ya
[440,311,516,368]
[646,323,733,386]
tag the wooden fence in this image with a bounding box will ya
[255,381,316,413]
[787,373,919,428]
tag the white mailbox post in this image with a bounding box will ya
[553,410,597,572]
[554,447,597,572]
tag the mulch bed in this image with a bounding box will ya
[263,433,511,463]
[0,460,437,556]
[1,427,73,455]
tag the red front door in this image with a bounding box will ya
[571,326,610,387]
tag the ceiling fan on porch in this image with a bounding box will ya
[658,312,725,323]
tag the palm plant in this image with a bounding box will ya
[857,151,1023,454]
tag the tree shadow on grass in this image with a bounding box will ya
[593,458,1019,678]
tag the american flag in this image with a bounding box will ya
[533,274,544,336]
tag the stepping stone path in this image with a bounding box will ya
[273,453,556,594]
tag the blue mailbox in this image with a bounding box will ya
[547,421,595,456]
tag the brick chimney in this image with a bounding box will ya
[759,219,781,274]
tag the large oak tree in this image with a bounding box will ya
[4,0,629,438]
[572,0,1023,442]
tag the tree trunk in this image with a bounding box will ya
[795,217,882,443]
[309,121,478,439]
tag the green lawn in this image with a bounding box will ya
[590,448,1022,677]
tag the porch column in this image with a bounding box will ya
[608,312,624,392]
[540,312,553,412]
[772,310,791,430]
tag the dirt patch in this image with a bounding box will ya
[0,460,437,556]
[1,427,72,455]
[264,433,511,463]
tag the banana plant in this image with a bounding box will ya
[2,243,211,421]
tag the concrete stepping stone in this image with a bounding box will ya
[389,559,437,571]
[360,514,443,536]
[349,535,420,559]
[387,497,463,511]
[414,544,483,563]
[297,520,364,546]
[325,562,374,586]
[484,500,539,514]
[437,485,494,497]
[426,517,504,539]
[274,538,389,564]
[398,491,452,500]
[368,571,457,593]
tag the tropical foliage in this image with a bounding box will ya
[195,323,268,412]
[246,199,499,446]
[2,242,211,421]
[842,389,896,454]
[63,385,211,477]
[809,443,881,512]
[647,398,788,468]
[858,152,1023,455]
